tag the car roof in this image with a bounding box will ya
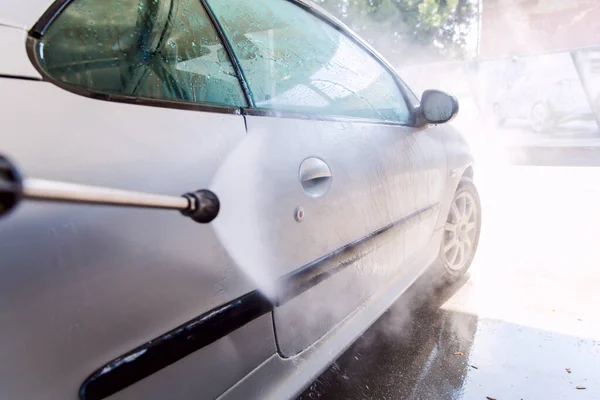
[0,0,54,29]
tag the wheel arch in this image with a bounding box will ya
[435,164,475,232]
[462,165,474,181]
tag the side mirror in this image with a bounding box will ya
[419,89,459,125]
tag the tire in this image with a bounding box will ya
[436,178,482,282]
[530,102,555,133]
[493,103,506,126]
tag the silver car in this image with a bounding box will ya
[0,0,480,399]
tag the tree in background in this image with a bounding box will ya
[312,0,478,66]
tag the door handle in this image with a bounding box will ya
[299,158,332,183]
[299,157,332,197]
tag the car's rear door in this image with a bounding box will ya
[207,0,447,357]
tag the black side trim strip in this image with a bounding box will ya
[80,204,438,399]
[0,74,43,82]
[79,291,272,400]
[275,203,439,305]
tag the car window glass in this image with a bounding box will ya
[37,0,247,107]
[206,0,410,122]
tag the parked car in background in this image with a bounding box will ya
[0,0,480,399]
[493,69,594,133]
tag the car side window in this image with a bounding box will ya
[206,0,410,123]
[37,0,247,107]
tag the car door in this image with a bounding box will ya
[0,1,277,399]
[207,0,447,357]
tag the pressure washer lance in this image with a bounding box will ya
[0,155,219,223]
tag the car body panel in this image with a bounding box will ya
[213,114,445,356]
[434,125,474,231]
[0,0,54,28]
[0,78,267,399]
[0,24,41,78]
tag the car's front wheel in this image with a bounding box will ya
[439,178,481,281]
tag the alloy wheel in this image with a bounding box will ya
[443,191,478,271]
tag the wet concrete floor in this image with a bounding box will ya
[299,166,600,400]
